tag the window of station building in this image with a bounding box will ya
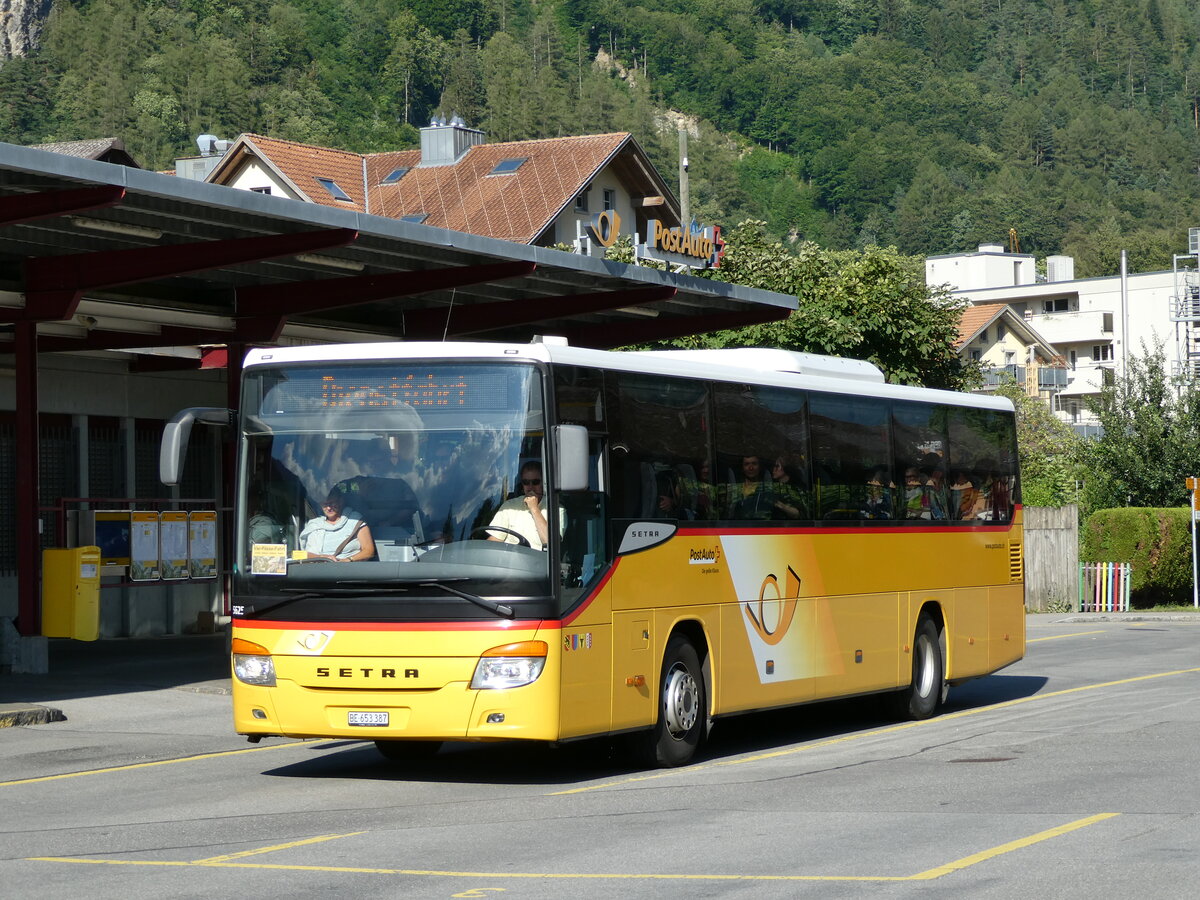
[713,382,811,523]
[892,402,949,522]
[489,157,528,176]
[250,186,271,195]
[574,188,590,213]
[314,177,352,202]
[808,394,891,522]
[381,167,410,185]
[604,373,712,520]
[946,407,1018,523]
[603,189,616,211]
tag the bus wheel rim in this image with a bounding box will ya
[915,633,936,697]
[663,663,699,739]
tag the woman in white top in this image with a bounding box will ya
[299,490,375,561]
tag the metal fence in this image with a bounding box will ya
[1079,562,1131,612]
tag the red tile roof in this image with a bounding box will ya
[955,303,1008,348]
[365,133,631,242]
[215,131,661,244]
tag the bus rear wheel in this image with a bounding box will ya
[888,615,946,720]
[375,739,443,761]
[635,634,706,768]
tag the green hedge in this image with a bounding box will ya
[1080,508,1193,607]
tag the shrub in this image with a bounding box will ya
[1080,508,1192,607]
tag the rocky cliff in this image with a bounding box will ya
[1,0,52,59]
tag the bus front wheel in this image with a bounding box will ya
[889,615,946,720]
[636,634,706,768]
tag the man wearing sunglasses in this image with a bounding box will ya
[484,460,550,550]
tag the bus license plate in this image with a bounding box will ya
[348,711,389,727]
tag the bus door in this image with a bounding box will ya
[556,433,615,740]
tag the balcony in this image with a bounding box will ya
[1026,309,1114,344]
[980,364,1068,393]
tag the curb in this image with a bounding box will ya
[0,704,66,728]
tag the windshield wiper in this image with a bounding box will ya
[240,587,396,617]
[256,580,515,619]
[416,581,514,619]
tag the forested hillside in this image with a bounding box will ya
[3,0,1200,275]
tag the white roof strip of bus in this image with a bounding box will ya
[244,341,1013,413]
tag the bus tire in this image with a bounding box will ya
[636,633,706,768]
[375,740,443,761]
[889,615,945,720]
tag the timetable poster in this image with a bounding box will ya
[188,511,218,579]
[130,511,160,581]
[160,511,190,580]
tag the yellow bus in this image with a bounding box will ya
[162,340,1024,767]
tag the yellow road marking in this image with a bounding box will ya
[1028,630,1105,643]
[25,812,1119,882]
[908,813,1120,879]
[192,832,365,863]
[0,740,316,788]
[554,665,1200,793]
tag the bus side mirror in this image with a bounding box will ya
[160,407,232,486]
[555,425,589,492]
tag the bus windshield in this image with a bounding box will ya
[235,361,552,620]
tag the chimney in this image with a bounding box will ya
[419,116,484,167]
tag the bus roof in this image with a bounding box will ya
[244,340,1014,412]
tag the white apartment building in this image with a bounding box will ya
[928,243,1184,429]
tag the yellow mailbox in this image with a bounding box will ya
[42,545,101,641]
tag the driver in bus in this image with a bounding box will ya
[484,460,550,550]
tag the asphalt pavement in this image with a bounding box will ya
[0,633,230,728]
[1,611,1193,732]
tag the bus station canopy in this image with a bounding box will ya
[0,143,796,356]
[0,142,796,639]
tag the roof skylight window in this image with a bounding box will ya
[400,213,429,224]
[381,167,410,185]
[488,157,528,176]
[315,177,353,201]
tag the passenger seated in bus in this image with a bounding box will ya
[678,459,717,519]
[247,487,286,546]
[298,489,375,561]
[949,471,977,520]
[656,469,694,519]
[485,460,550,550]
[926,465,950,520]
[903,467,930,519]
[771,455,809,519]
[728,455,774,519]
[860,468,893,520]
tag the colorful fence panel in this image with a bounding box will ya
[1078,562,1131,612]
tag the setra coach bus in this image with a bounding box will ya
[161,340,1024,767]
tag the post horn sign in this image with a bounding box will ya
[639,218,725,269]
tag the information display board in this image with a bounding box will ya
[188,511,218,579]
[130,511,160,581]
[160,511,190,580]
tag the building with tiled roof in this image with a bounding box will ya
[198,122,682,252]
[29,137,140,167]
[956,302,1066,403]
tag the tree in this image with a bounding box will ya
[649,222,976,390]
[992,381,1082,507]
[1082,345,1200,511]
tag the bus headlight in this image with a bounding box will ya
[471,641,548,690]
[232,638,276,687]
